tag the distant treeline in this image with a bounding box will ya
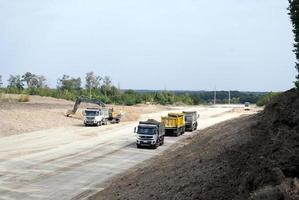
[0,72,271,106]
[135,90,267,104]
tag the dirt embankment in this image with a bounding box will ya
[90,89,299,200]
[0,95,166,137]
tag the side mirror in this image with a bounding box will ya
[198,114,200,118]
[82,111,86,116]
[134,127,137,133]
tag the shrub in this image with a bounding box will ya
[0,93,16,102]
[18,94,29,102]
[256,92,280,107]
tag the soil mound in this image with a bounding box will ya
[90,89,299,200]
[235,89,299,199]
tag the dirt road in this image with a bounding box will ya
[0,105,257,200]
[90,90,299,200]
[0,94,165,137]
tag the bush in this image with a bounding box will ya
[256,92,280,107]
[121,94,137,106]
[0,93,13,102]
[18,94,29,102]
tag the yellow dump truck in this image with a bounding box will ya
[161,113,185,136]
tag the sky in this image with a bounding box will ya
[0,0,297,91]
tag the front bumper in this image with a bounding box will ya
[84,120,97,125]
[136,139,156,146]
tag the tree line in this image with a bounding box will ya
[0,72,270,106]
[0,72,197,105]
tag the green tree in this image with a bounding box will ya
[0,75,2,88]
[101,76,112,96]
[289,0,299,88]
[22,72,35,87]
[57,75,81,91]
[7,75,24,90]
[22,72,47,89]
[85,72,101,89]
[256,92,280,107]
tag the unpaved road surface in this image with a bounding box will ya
[0,105,258,200]
[90,115,257,200]
[90,90,299,200]
[0,95,165,137]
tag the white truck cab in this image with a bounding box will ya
[134,119,165,149]
[244,102,250,111]
[83,108,108,126]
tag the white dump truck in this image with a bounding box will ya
[83,108,109,126]
[183,111,199,131]
[134,119,165,149]
[244,102,250,111]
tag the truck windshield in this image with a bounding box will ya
[138,127,156,135]
[85,111,99,116]
[185,116,193,122]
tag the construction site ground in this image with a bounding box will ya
[90,89,299,200]
[0,94,260,200]
[0,94,165,137]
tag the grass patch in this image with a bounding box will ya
[0,93,29,102]
[0,93,15,102]
[18,94,29,102]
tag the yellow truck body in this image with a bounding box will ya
[161,113,185,128]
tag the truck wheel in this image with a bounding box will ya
[176,130,180,137]
[182,127,185,134]
[160,136,164,146]
[194,122,198,130]
[191,125,195,132]
[153,140,159,149]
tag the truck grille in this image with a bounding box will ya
[139,136,153,140]
[185,124,191,128]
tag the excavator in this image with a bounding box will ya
[66,96,122,123]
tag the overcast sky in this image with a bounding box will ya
[0,0,296,91]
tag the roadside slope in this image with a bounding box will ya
[90,89,299,200]
[90,116,257,200]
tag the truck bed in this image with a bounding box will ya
[161,113,184,129]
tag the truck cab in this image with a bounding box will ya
[244,102,250,111]
[183,111,199,131]
[135,119,165,149]
[83,108,107,126]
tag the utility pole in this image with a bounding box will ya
[214,86,217,105]
[228,90,231,105]
[89,87,91,99]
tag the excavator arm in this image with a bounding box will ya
[66,96,105,117]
